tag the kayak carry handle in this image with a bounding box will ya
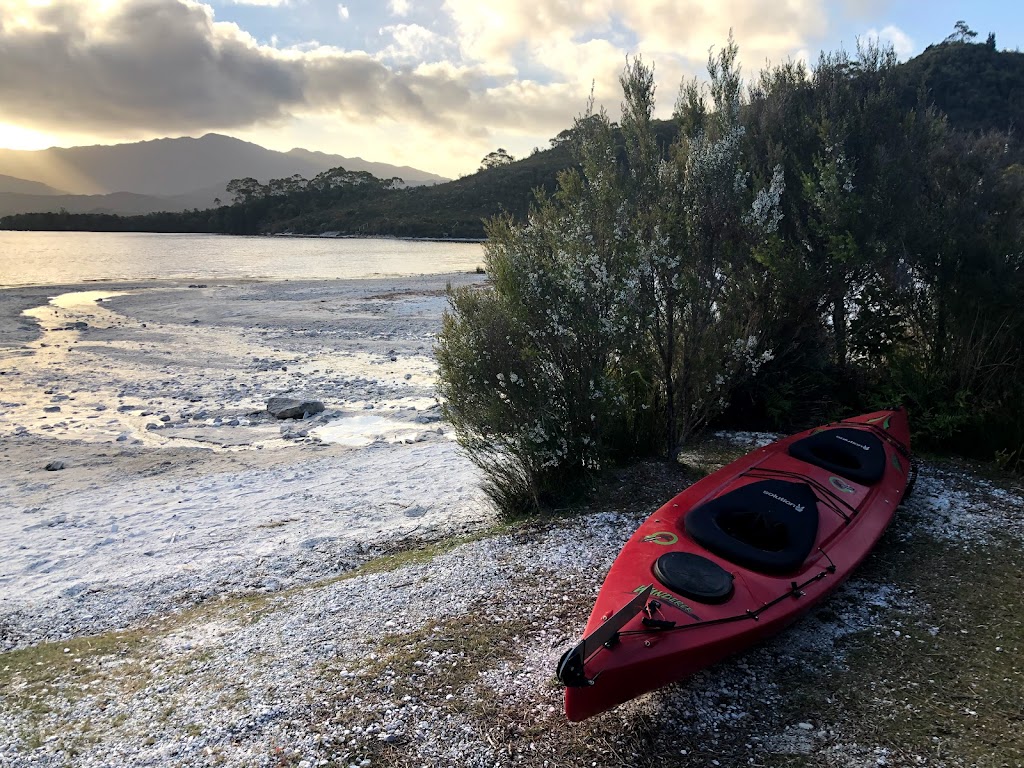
[556,585,654,688]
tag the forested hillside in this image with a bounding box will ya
[3,38,1020,239]
[897,39,1024,134]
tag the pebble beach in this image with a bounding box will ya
[0,274,492,649]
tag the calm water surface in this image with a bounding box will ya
[0,231,485,287]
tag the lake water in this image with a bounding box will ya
[0,231,485,287]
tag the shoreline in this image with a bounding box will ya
[0,267,486,292]
[0,227,488,244]
[0,272,491,648]
[270,232,487,243]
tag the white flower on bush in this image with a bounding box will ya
[745,165,785,234]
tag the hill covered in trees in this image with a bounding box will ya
[7,34,1019,238]
[0,141,573,238]
[898,38,1024,134]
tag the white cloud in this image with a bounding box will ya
[378,23,450,63]
[442,0,613,71]
[865,24,915,60]
[441,0,829,67]
[0,0,874,176]
[0,0,576,146]
[439,0,833,120]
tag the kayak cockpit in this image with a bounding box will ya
[788,427,887,484]
[684,479,820,575]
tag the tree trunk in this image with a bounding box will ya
[832,280,848,371]
[663,305,678,458]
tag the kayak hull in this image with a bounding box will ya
[563,409,912,722]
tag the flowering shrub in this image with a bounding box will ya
[437,43,783,516]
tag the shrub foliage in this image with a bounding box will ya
[438,34,1024,516]
[437,41,783,515]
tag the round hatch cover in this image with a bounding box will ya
[653,552,734,604]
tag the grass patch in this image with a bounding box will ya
[0,628,152,752]
[826,533,1024,765]
[318,523,517,585]
[675,433,770,479]
[1,526,512,706]
[0,629,148,714]
[256,517,298,529]
[364,612,533,693]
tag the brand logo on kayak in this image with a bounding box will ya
[829,476,856,494]
[642,531,679,546]
[633,585,699,618]
[836,435,870,451]
[762,489,805,512]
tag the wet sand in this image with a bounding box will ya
[0,273,490,647]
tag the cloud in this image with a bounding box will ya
[864,24,914,60]
[441,0,828,68]
[229,0,290,5]
[0,0,849,174]
[438,0,832,116]
[377,23,452,64]
[0,0,302,132]
[0,0,575,141]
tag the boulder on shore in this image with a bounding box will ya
[267,395,325,420]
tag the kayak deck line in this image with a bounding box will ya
[557,552,842,689]
[616,549,837,638]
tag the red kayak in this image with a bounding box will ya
[558,408,913,721]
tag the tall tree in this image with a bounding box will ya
[945,20,978,44]
[479,148,515,170]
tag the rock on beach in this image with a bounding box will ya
[267,395,325,420]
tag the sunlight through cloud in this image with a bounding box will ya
[864,25,914,60]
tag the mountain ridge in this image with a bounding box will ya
[0,174,66,196]
[0,133,447,213]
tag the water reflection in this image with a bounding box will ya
[0,231,485,287]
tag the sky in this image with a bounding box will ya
[0,0,1021,179]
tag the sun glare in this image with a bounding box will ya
[0,123,57,151]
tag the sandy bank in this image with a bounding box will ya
[0,273,490,647]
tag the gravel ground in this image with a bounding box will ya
[2,455,1022,768]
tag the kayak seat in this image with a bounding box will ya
[788,427,886,485]
[685,480,819,575]
[653,552,734,604]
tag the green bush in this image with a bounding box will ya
[436,46,783,516]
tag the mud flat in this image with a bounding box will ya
[0,273,491,647]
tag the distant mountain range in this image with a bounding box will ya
[0,174,66,196]
[3,41,1022,230]
[0,134,448,216]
